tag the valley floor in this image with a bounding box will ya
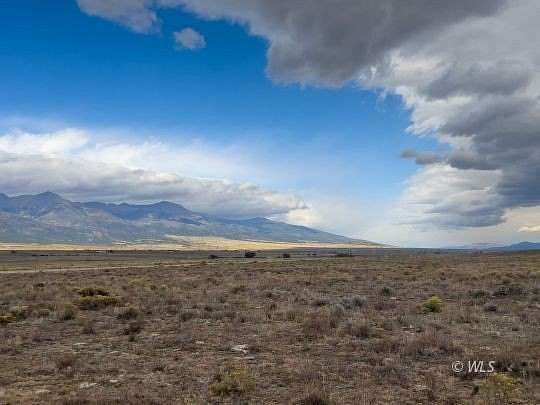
[0,250,539,404]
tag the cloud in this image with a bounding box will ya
[77,0,159,33]
[173,28,206,50]
[400,149,442,166]
[74,0,540,231]
[519,225,540,233]
[0,129,306,218]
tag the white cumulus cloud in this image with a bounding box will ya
[0,128,306,218]
[174,28,206,51]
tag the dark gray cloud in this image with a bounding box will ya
[176,0,507,86]
[400,149,442,165]
[420,61,533,100]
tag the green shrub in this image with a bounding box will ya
[423,296,443,313]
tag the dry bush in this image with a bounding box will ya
[54,352,77,371]
[210,366,255,396]
[341,319,372,338]
[77,296,119,310]
[302,312,332,338]
[295,390,331,405]
[59,303,77,321]
[116,306,139,320]
[78,287,110,297]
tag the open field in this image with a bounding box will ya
[0,250,539,404]
[0,237,382,252]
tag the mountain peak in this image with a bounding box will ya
[34,191,64,201]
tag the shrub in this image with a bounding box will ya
[78,287,110,297]
[0,315,16,325]
[469,289,490,298]
[230,284,247,294]
[423,296,443,313]
[179,309,197,322]
[342,320,372,338]
[123,320,144,335]
[341,295,366,309]
[59,304,77,321]
[208,254,219,259]
[210,366,255,396]
[244,251,256,258]
[77,296,119,310]
[302,313,332,338]
[282,253,291,258]
[8,306,29,321]
[54,353,77,370]
[480,373,520,403]
[117,306,139,320]
[380,286,393,296]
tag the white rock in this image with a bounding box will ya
[231,344,248,354]
[79,382,97,389]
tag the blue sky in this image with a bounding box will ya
[1,1,539,246]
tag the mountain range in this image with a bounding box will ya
[446,242,540,251]
[0,192,376,245]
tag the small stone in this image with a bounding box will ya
[35,389,50,395]
[79,382,97,389]
[231,344,249,354]
[195,341,205,345]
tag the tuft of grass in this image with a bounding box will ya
[210,366,255,396]
[423,296,443,313]
[296,391,331,405]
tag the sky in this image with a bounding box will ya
[1,0,539,247]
